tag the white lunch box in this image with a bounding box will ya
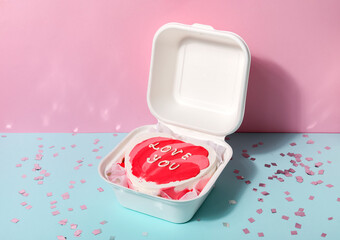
[98,22,250,223]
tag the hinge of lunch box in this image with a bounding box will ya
[157,121,225,143]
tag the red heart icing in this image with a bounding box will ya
[128,137,210,184]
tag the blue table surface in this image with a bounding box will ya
[1,133,339,240]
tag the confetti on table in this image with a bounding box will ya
[243,228,250,234]
[291,230,298,235]
[306,140,314,144]
[92,229,102,235]
[295,223,302,229]
[74,230,82,237]
[62,192,70,200]
[52,211,60,216]
[58,219,68,225]
[80,205,87,210]
[309,195,315,200]
[70,224,78,229]
[57,236,66,240]
[290,142,296,146]
[258,232,264,237]
[222,222,230,227]
[11,218,19,223]
[80,179,86,184]
[286,197,294,202]
[321,233,327,237]
[256,208,263,214]
[100,220,107,225]
[282,215,289,220]
[97,187,104,192]
[248,217,255,223]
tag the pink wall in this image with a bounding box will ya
[1,0,339,133]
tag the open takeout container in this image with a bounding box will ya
[98,23,250,223]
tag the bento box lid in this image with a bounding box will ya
[147,23,251,137]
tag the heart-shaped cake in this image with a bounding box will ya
[124,133,217,199]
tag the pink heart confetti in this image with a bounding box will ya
[321,233,327,237]
[11,218,19,223]
[92,229,102,235]
[57,236,66,240]
[70,224,78,229]
[285,197,294,202]
[291,231,298,235]
[295,223,301,229]
[248,217,255,223]
[62,192,70,200]
[52,210,60,216]
[80,205,87,210]
[74,230,82,237]
[97,187,104,192]
[282,215,289,220]
[256,209,263,214]
[243,228,250,234]
[315,162,323,167]
[58,219,68,225]
[258,232,264,237]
